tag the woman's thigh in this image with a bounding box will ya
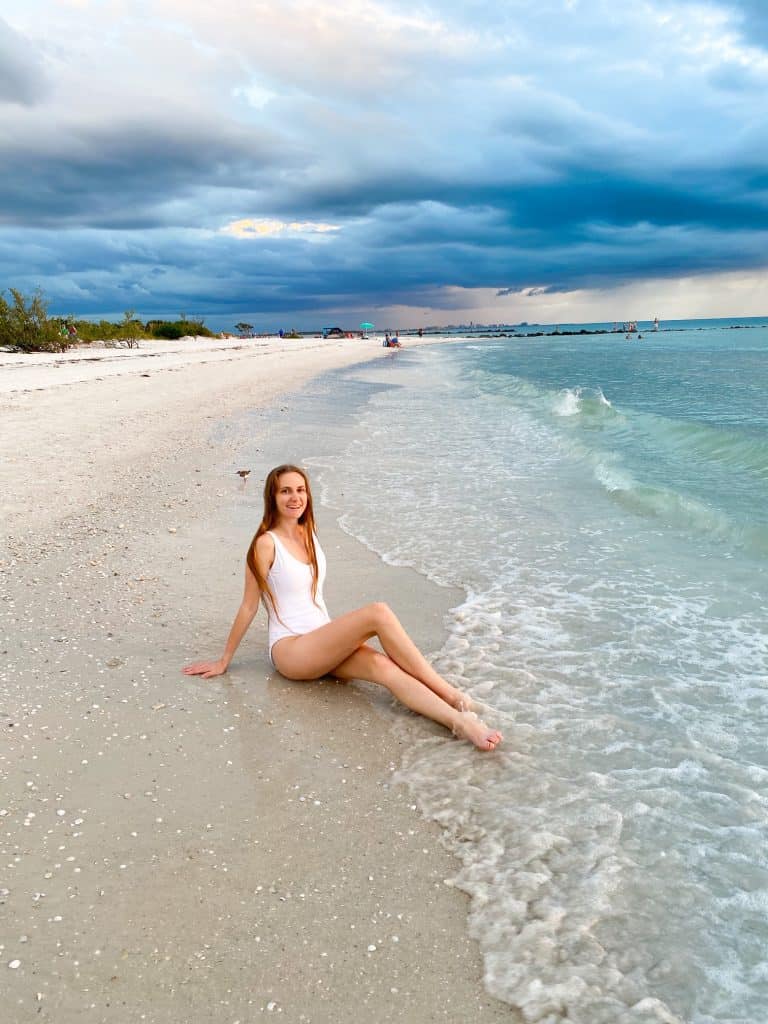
[271,606,377,680]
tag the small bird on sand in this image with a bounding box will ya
[236,469,251,480]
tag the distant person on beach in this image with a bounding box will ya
[183,465,502,751]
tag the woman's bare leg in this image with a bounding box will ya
[331,645,502,752]
[272,602,472,709]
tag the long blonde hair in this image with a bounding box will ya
[246,465,320,616]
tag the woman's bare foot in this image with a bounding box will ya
[451,711,503,751]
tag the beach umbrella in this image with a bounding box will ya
[360,321,374,337]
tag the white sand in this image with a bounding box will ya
[0,335,346,395]
[0,336,514,1022]
[1,335,386,531]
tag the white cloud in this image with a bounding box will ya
[220,218,340,237]
[234,82,277,110]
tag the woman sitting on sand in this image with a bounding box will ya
[183,464,502,751]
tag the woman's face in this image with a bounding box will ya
[274,472,308,521]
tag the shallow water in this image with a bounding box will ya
[313,329,768,1024]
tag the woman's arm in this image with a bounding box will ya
[182,558,263,679]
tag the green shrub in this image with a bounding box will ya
[0,290,217,348]
[73,320,119,342]
[71,317,141,344]
[151,320,214,339]
[0,288,70,352]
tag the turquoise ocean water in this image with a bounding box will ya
[313,321,768,1024]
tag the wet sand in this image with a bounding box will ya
[0,338,514,1022]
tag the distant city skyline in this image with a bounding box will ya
[2,1,768,328]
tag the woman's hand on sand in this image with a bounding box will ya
[182,659,228,679]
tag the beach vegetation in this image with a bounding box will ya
[119,309,142,347]
[151,319,214,339]
[0,287,217,349]
[0,288,70,352]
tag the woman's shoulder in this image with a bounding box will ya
[253,531,277,572]
[255,531,276,555]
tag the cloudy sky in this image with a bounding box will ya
[2,0,768,329]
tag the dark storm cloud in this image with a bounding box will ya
[4,0,768,321]
[281,162,768,237]
[4,208,767,325]
[0,118,296,228]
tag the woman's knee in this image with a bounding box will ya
[368,601,395,628]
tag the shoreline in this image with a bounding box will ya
[0,336,360,395]
[0,335,457,534]
[0,334,454,396]
[0,338,514,1021]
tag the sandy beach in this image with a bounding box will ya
[0,336,513,1023]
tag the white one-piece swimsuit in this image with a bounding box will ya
[266,531,331,666]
